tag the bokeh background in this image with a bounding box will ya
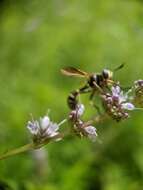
[0,0,143,189]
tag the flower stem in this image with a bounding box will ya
[87,113,108,125]
[0,133,64,161]
[0,143,34,160]
[58,119,67,127]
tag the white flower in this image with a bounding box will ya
[45,122,59,137]
[27,120,39,135]
[76,104,85,116]
[111,86,120,96]
[84,126,98,142]
[121,102,135,110]
[40,116,50,130]
[69,104,85,120]
[27,115,64,141]
[102,85,135,121]
[112,86,128,103]
[111,86,135,108]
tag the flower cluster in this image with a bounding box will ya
[2,67,143,161]
[134,80,143,93]
[69,104,85,121]
[27,115,62,143]
[74,120,98,141]
[133,80,143,107]
[69,103,98,141]
[102,86,135,121]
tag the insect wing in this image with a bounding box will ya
[61,67,89,78]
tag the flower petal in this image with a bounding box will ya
[27,121,39,135]
[77,104,85,116]
[112,86,120,96]
[122,103,135,110]
[84,126,98,142]
[84,126,97,135]
[45,122,59,137]
[40,116,50,130]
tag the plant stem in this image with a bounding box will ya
[0,143,34,160]
[0,133,63,161]
[87,113,108,125]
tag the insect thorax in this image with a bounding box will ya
[88,74,103,87]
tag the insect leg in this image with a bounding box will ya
[93,81,104,93]
[79,84,91,94]
[89,90,102,115]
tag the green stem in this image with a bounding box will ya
[0,134,63,161]
[87,113,108,125]
[0,143,34,160]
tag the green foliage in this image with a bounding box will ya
[0,0,143,189]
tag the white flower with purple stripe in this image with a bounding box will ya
[27,115,65,141]
[84,126,98,142]
[111,86,135,110]
[102,85,135,121]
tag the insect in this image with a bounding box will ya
[61,64,124,110]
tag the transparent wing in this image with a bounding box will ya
[61,67,89,78]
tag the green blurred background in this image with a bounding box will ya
[0,0,143,189]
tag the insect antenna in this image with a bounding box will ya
[114,63,125,72]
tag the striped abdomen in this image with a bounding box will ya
[67,85,90,110]
[67,90,79,110]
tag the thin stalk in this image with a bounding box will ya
[86,113,108,125]
[0,143,34,160]
[0,133,63,161]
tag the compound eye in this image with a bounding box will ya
[102,69,109,79]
